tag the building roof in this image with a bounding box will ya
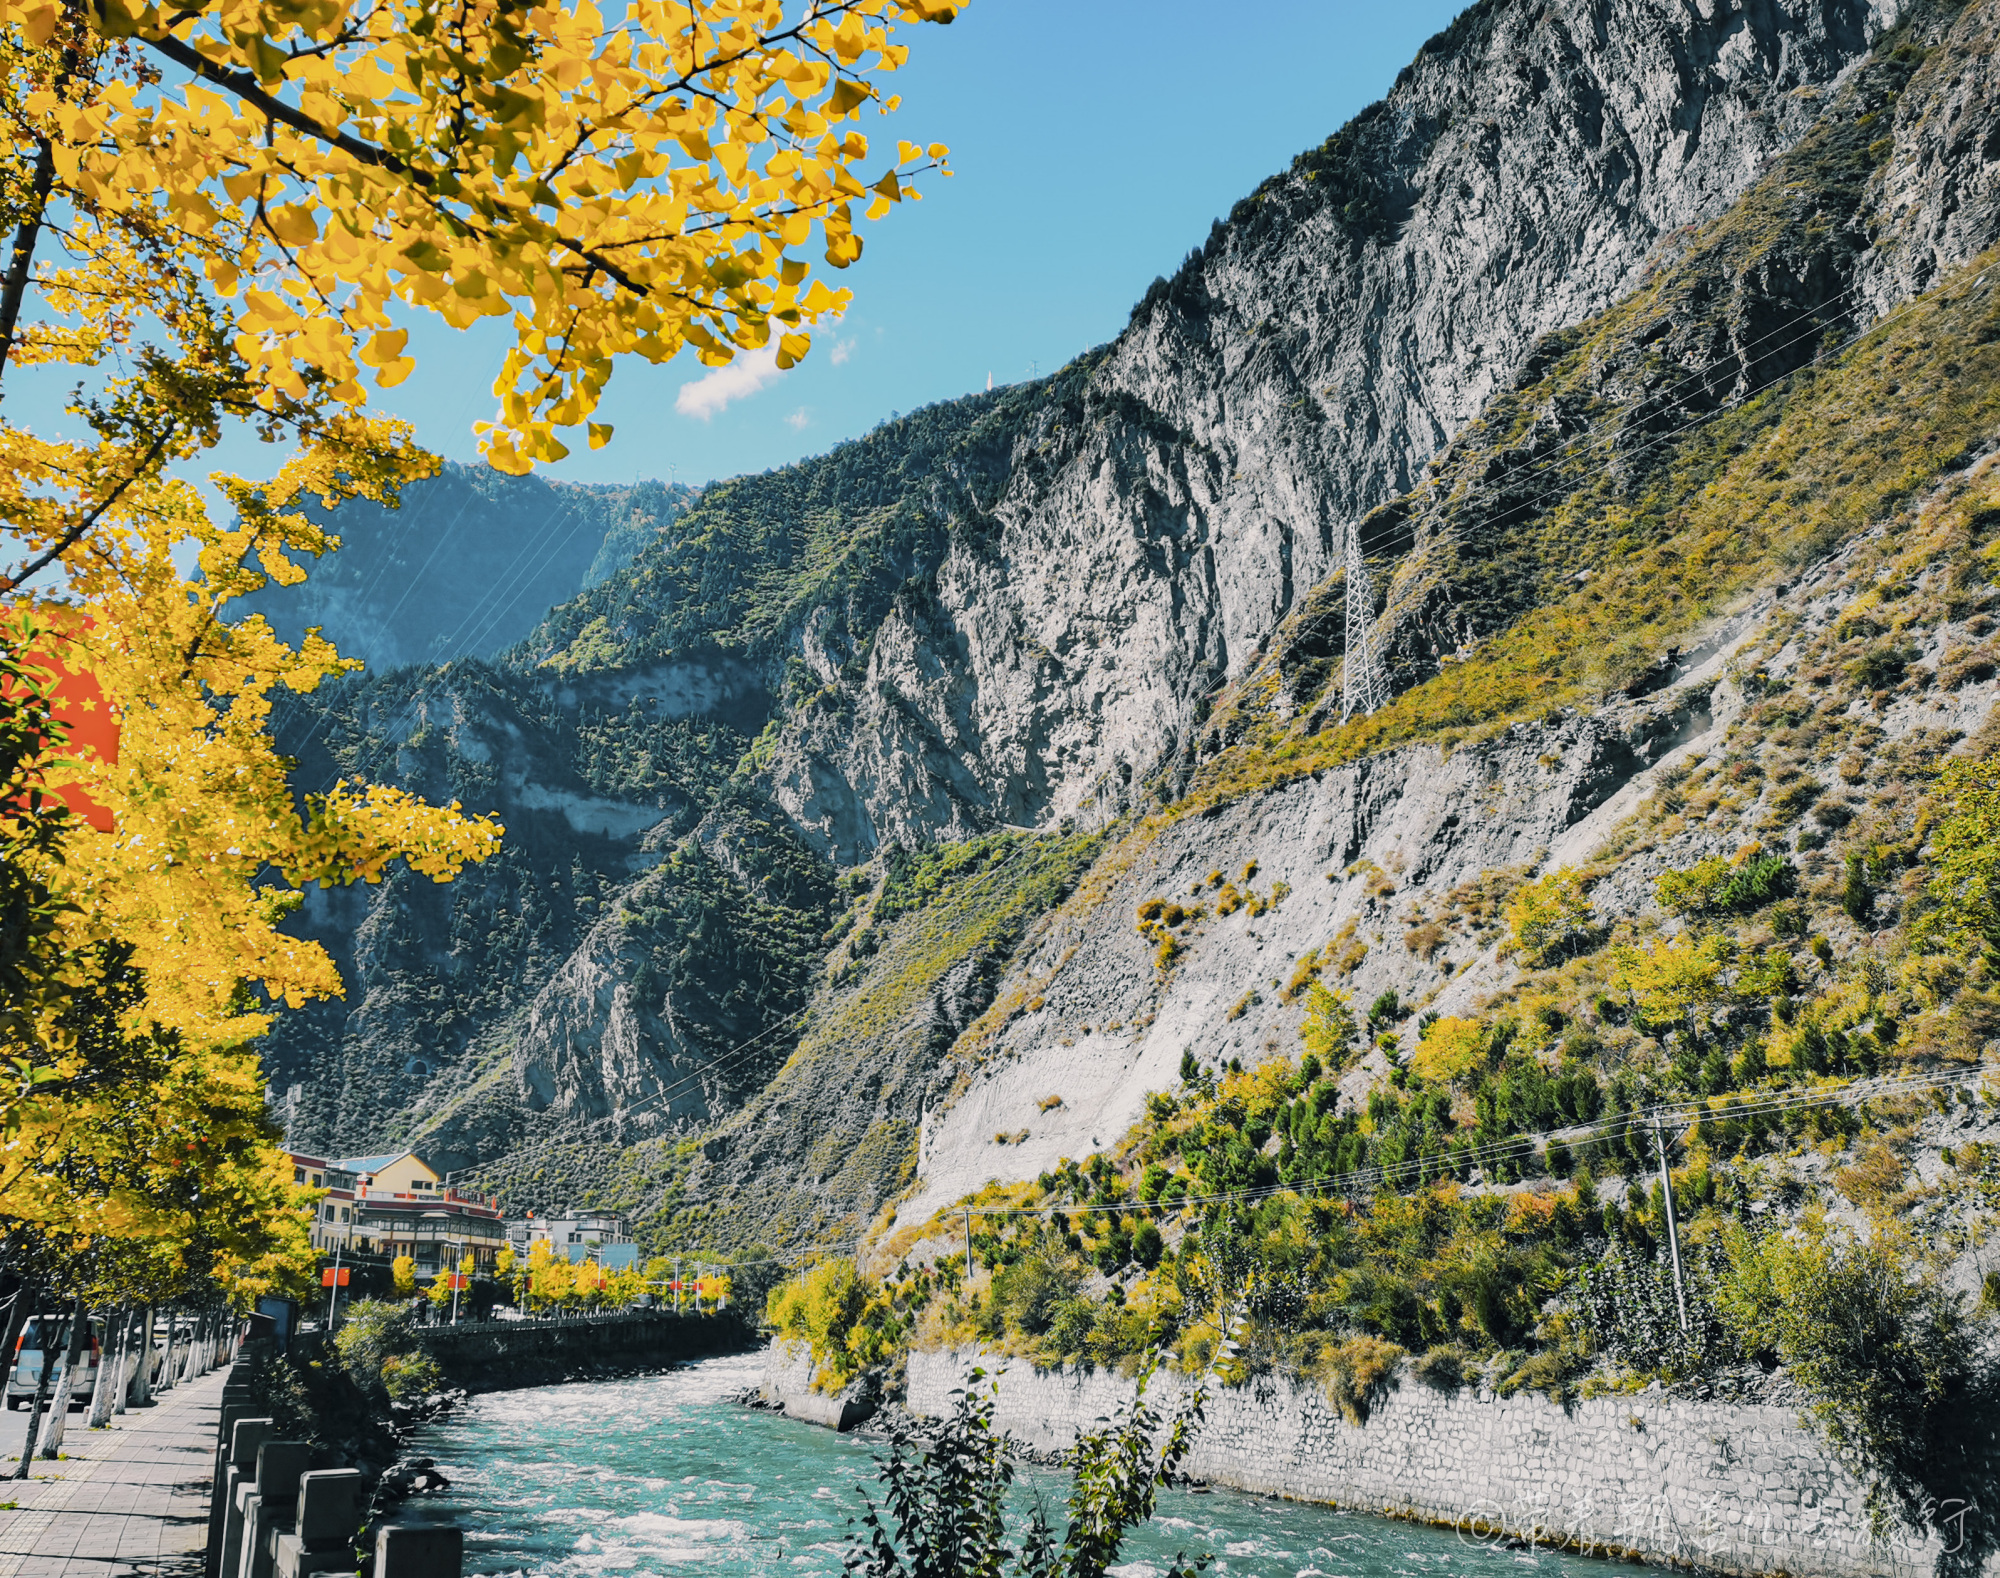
[333,1151,419,1176]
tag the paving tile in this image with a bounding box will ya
[0,1369,226,1578]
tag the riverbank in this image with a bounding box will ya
[406,1353,1650,1577]
[413,1309,755,1395]
[758,1339,1979,1577]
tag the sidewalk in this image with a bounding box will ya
[0,1368,224,1578]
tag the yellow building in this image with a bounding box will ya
[334,1149,443,1195]
[287,1152,359,1256]
[333,1149,506,1276]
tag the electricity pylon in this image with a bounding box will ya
[1342,520,1387,722]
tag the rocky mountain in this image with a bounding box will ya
[262,0,2000,1264]
[527,0,1900,849]
[241,465,698,671]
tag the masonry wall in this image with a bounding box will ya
[887,1347,1982,1578]
[414,1311,751,1393]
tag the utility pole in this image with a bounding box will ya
[324,1244,343,1329]
[1653,1115,1690,1333]
[674,1257,681,1315]
[1342,519,1387,722]
[963,1210,974,1286]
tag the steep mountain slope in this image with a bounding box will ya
[260,0,2000,1263]
[241,466,697,671]
[528,0,1898,851]
[902,0,2000,1216]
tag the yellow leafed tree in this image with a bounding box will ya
[0,0,961,1303]
[0,0,957,471]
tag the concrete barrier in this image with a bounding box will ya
[756,1339,877,1431]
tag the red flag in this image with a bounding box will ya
[320,1267,351,1287]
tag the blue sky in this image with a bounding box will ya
[16,0,1468,493]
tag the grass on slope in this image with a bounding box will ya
[1182,244,2000,812]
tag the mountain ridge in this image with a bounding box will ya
[258,0,1998,1269]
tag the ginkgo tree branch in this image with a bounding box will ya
[0,135,57,384]
[141,31,665,298]
[0,13,85,387]
[0,424,178,592]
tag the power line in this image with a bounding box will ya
[950,1064,1991,1224]
[1310,272,1972,718]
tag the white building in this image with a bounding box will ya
[505,1209,632,1254]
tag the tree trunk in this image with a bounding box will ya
[86,1308,128,1428]
[16,1297,64,1476]
[114,1306,143,1414]
[39,1297,88,1458]
[153,1308,174,1394]
[0,1287,32,1414]
[129,1305,154,1407]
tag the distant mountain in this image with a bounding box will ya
[239,464,698,671]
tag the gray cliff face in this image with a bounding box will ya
[1861,0,2000,304]
[513,876,727,1131]
[272,0,2000,1226]
[768,0,1904,857]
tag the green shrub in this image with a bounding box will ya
[1573,1239,1739,1380]
[1655,854,1795,916]
[1413,1344,1470,1391]
[846,1364,1206,1578]
[1846,645,1914,691]
[1314,1335,1405,1424]
[1717,1215,1994,1536]
[1843,851,1875,923]
[990,1250,1083,1338]
[379,1350,446,1404]
[1914,758,2000,957]
[1046,1299,1097,1358]
[1132,1223,1165,1269]
[331,1300,423,1402]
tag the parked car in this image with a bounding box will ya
[8,1315,102,1410]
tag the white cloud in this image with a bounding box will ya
[785,407,811,431]
[675,340,783,420]
[829,337,856,366]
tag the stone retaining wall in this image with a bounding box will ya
[757,1339,878,1429]
[886,1347,1984,1578]
[415,1311,751,1393]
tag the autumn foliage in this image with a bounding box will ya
[0,0,962,1311]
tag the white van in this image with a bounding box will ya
[7,1315,101,1410]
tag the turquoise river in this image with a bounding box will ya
[405,1352,1651,1578]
